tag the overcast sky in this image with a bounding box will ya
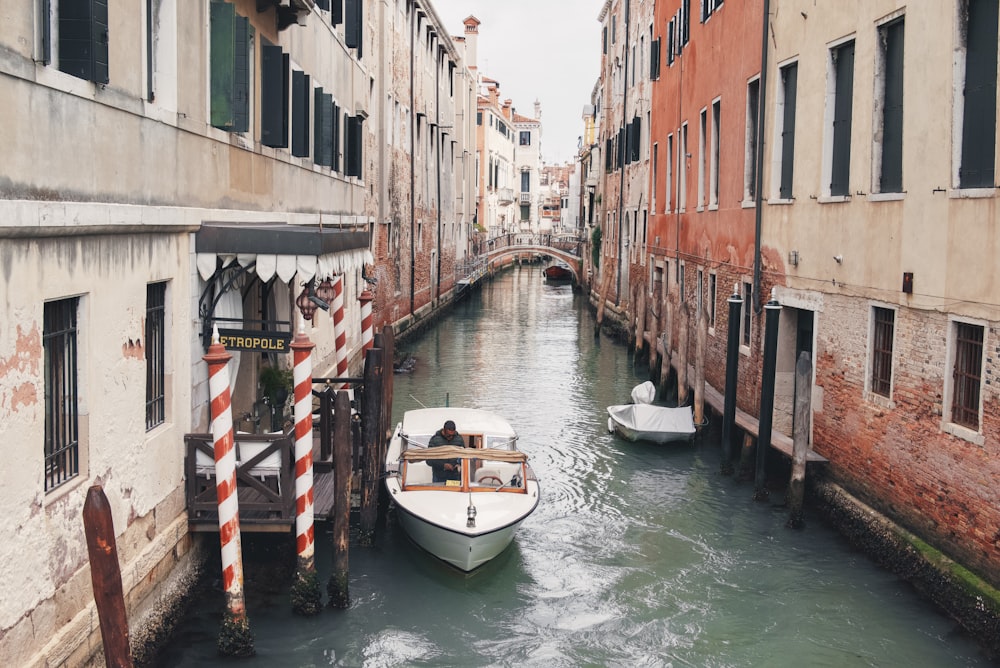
[430,0,607,166]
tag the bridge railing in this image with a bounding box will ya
[477,233,585,258]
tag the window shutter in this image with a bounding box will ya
[315,0,330,10]
[59,0,109,84]
[779,64,797,199]
[331,0,343,26]
[830,42,854,196]
[650,38,660,79]
[332,104,341,172]
[632,116,642,162]
[261,44,289,148]
[345,0,363,58]
[346,114,363,177]
[314,90,333,166]
[960,0,998,188]
[292,71,310,157]
[210,1,250,132]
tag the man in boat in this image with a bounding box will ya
[427,420,466,482]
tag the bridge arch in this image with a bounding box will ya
[486,245,583,281]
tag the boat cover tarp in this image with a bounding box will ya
[401,446,528,463]
[607,404,696,437]
[630,381,657,404]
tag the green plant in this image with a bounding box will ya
[259,365,293,405]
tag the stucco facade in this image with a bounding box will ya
[0,0,481,664]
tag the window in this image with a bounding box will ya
[650,36,661,80]
[314,89,334,166]
[477,111,482,125]
[146,283,166,430]
[345,114,364,177]
[875,18,904,193]
[828,40,855,197]
[42,0,110,84]
[44,297,80,492]
[291,70,311,158]
[652,144,658,212]
[667,18,676,65]
[702,0,724,22]
[519,131,531,146]
[741,281,752,347]
[710,99,721,207]
[520,171,530,192]
[679,123,688,211]
[950,321,984,430]
[958,0,998,188]
[345,0,363,58]
[696,268,704,319]
[698,108,707,208]
[870,306,894,398]
[709,272,717,329]
[777,62,798,199]
[745,78,760,200]
[210,1,251,133]
[261,41,290,148]
[666,134,674,212]
[520,205,530,221]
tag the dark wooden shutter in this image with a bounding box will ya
[291,71,310,157]
[747,79,760,199]
[346,114,363,177]
[668,20,675,64]
[345,0,363,58]
[960,0,999,188]
[830,41,854,196]
[650,38,660,80]
[779,63,797,199]
[880,20,904,193]
[314,90,333,166]
[632,116,641,163]
[59,0,109,84]
[315,0,330,10]
[209,2,248,132]
[331,0,343,26]
[332,104,341,172]
[605,138,612,171]
[261,44,289,148]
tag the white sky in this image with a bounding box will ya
[429,0,607,165]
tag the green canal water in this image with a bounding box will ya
[156,264,995,667]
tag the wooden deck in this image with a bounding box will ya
[686,362,828,463]
[185,433,354,533]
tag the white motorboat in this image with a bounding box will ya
[384,407,540,572]
[607,403,696,444]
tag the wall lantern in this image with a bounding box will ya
[296,280,331,321]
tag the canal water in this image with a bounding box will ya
[157,264,994,667]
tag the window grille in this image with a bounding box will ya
[951,322,983,430]
[44,298,80,492]
[146,283,166,430]
[870,307,894,397]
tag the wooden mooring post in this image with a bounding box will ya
[694,301,707,428]
[358,346,384,546]
[327,389,353,608]
[786,351,812,528]
[83,485,134,668]
[676,300,690,406]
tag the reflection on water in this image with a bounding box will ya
[156,264,993,667]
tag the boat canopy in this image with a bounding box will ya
[401,446,528,463]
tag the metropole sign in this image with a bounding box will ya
[218,329,292,353]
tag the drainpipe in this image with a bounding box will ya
[616,0,631,302]
[435,45,443,303]
[410,7,416,315]
[753,0,771,314]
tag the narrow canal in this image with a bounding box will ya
[157,264,993,667]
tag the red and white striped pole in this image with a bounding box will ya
[289,321,321,614]
[203,326,253,654]
[331,275,349,387]
[358,288,374,355]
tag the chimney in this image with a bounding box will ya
[534,99,541,120]
[463,16,481,70]
[503,98,512,121]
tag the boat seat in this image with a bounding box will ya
[474,468,504,486]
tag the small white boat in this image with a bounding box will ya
[384,407,540,572]
[607,403,696,444]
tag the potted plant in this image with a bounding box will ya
[259,365,293,431]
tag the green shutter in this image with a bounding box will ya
[292,71,310,157]
[59,0,109,84]
[209,1,236,130]
[314,90,333,166]
[261,44,289,148]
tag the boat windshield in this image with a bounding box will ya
[399,446,528,491]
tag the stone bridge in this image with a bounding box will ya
[473,233,586,281]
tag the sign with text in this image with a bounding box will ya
[218,329,292,353]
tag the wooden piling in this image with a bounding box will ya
[676,300,690,406]
[83,485,134,668]
[358,346,383,547]
[657,296,674,401]
[595,261,614,336]
[635,287,647,359]
[327,390,352,608]
[786,351,812,528]
[738,433,756,480]
[694,300,707,427]
[647,284,660,377]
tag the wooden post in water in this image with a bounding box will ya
[676,300,690,406]
[83,485,134,668]
[358,346,383,547]
[647,284,660,377]
[658,296,673,401]
[694,300,707,427]
[375,328,395,522]
[634,285,646,359]
[738,433,756,480]
[754,292,782,502]
[327,389,352,608]
[595,261,614,337]
[786,351,812,528]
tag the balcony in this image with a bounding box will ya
[519,192,531,204]
[497,188,515,205]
